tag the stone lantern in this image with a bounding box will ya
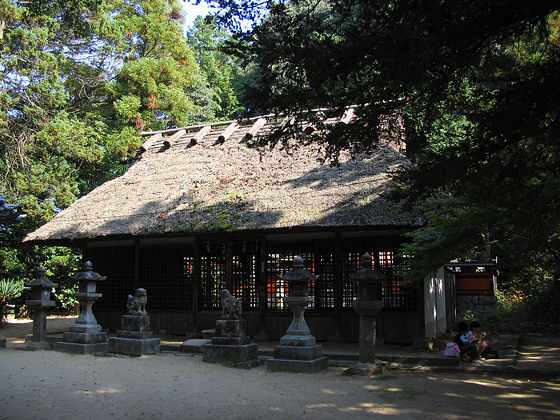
[279,256,316,344]
[347,252,388,375]
[24,267,58,350]
[267,256,328,373]
[55,261,108,354]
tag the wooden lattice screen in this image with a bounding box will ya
[266,251,300,310]
[199,243,259,310]
[312,252,335,310]
[137,247,194,311]
[199,251,227,310]
[88,246,135,310]
[265,243,336,311]
[341,250,417,312]
[378,251,417,312]
[231,253,259,310]
[88,240,417,314]
[341,251,367,308]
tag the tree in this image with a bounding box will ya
[99,0,201,140]
[0,0,214,304]
[205,0,560,286]
[187,15,245,120]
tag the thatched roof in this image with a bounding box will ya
[25,109,419,244]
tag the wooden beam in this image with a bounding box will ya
[217,121,239,144]
[190,125,211,146]
[164,129,186,145]
[243,118,267,141]
[140,133,162,152]
[339,107,355,124]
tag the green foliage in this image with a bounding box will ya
[0,0,241,313]
[0,279,25,322]
[55,283,79,310]
[187,16,245,120]
[455,273,560,334]
[101,0,201,134]
[0,279,24,305]
[213,1,560,295]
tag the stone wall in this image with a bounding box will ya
[456,295,498,317]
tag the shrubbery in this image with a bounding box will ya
[456,279,560,334]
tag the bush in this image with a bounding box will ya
[0,279,25,323]
[455,286,560,335]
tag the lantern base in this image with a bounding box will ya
[279,334,316,347]
[25,340,52,351]
[344,361,390,376]
[267,343,328,373]
[267,355,329,373]
[55,331,108,354]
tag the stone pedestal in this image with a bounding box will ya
[345,253,386,375]
[267,295,328,373]
[202,319,258,366]
[25,307,53,350]
[346,299,387,375]
[109,315,160,356]
[354,300,383,362]
[55,328,109,354]
[55,262,108,354]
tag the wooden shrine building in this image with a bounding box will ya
[25,109,437,343]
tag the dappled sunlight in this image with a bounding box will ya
[319,387,345,395]
[462,378,511,388]
[80,387,124,395]
[513,403,560,414]
[1,349,559,419]
[496,392,538,399]
[338,406,364,413]
[305,403,336,409]
[442,392,467,398]
[266,406,286,413]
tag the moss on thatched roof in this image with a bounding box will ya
[25,110,419,243]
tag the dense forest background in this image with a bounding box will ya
[1,0,559,331]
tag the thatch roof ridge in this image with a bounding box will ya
[25,110,417,244]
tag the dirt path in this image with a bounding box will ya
[1,317,559,419]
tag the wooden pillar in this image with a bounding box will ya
[334,231,343,338]
[313,239,320,309]
[258,235,268,338]
[133,238,140,289]
[192,244,200,331]
[226,243,233,291]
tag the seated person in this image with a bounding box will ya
[454,322,479,361]
[465,321,491,359]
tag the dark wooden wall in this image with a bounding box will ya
[87,228,423,344]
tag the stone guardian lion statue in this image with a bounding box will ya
[127,288,148,316]
[220,289,242,319]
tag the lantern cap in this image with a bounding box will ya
[71,261,106,282]
[25,266,58,288]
